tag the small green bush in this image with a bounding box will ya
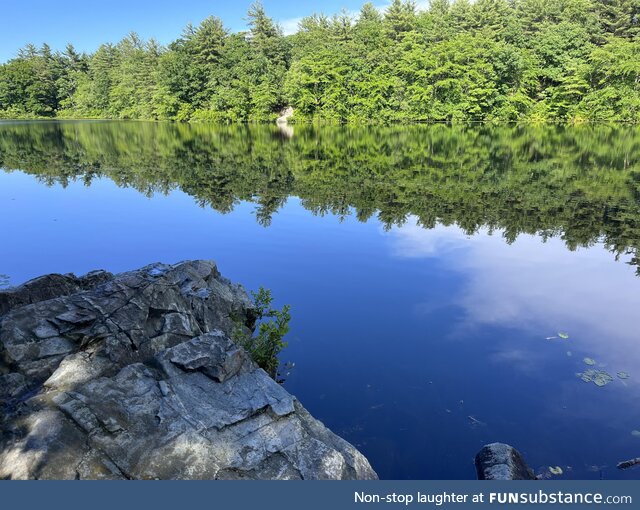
[234,287,291,380]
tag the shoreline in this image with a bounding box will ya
[1,116,640,126]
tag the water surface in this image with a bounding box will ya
[1,120,639,479]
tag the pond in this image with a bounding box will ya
[1,120,639,480]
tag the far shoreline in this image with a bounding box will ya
[1,116,639,126]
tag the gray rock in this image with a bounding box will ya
[0,260,377,480]
[0,270,113,317]
[475,443,536,480]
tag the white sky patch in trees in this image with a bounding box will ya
[280,17,303,35]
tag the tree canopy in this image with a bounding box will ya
[1,0,639,122]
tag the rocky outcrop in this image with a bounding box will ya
[475,443,536,480]
[0,270,113,317]
[0,261,377,480]
[276,106,294,124]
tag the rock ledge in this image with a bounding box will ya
[0,261,377,480]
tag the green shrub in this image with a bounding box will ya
[234,287,291,380]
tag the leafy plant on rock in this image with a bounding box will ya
[234,287,291,380]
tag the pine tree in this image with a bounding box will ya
[597,0,640,38]
[384,0,418,39]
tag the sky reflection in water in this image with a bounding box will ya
[1,121,639,479]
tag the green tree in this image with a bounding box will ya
[384,0,418,39]
[596,0,640,38]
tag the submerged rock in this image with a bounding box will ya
[0,261,377,480]
[475,443,536,480]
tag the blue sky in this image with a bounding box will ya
[0,0,405,63]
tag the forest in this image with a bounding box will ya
[0,0,639,122]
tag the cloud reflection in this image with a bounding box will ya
[388,218,640,371]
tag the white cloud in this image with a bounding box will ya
[390,221,479,258]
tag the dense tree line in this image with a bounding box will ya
[1,0,639,122]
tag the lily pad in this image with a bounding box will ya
[618,372,630,380]
[583,357,596,366]
[558,332,569,339]
[578,369,614,387]
[549,466,563,475]
[579,370,593,381]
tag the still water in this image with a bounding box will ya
[1,120,639,479]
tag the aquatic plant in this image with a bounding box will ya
[578,369,614,387]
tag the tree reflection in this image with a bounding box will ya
[1,120,639,272]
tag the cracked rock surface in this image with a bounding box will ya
[0,260,377,480]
